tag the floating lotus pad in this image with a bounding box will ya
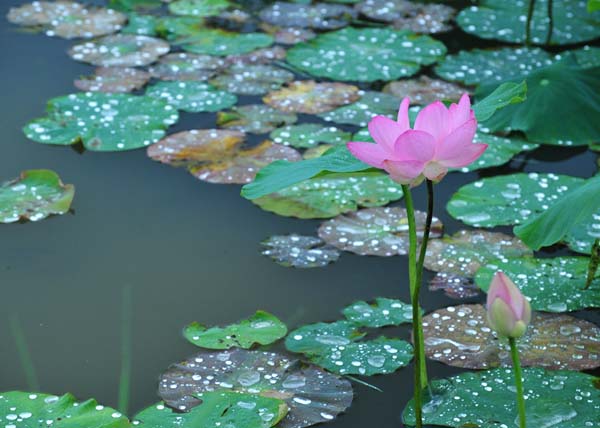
[155,15,205,40]
[252,172,404,219]
[270,124,351,149]
[457,0,600,45]
[0,170,74,224]
[217,105,297,134]
[226,46,287,66]
[147,130,301,184]
[7,1,126,39]
[260,24,316,45]
[356,0,456,34]
[109,0,163,11]
[0,391,130,428]
[383,76,466,105]
[120,13,158,35]
[24,92,179,151]
[69,34,170,67]
[135,391,287,428]
[423,304,600,371]
[318,207,443,256]
[168,0,232,17]
[424,230,532,277]
[286,27,446,82]
[145,81,237,112]
[179,29,274,56]
[286,321,364,354]
[447,173,583,227]
[184,311,287,349]
[428,273,480,299]
[259,2,356,30]
[319,91,400,127]
[148,53,227,81]
[342,298,414,328]
[158,348,353,428]
[210,65,294,96]
[476,257,600,312]
[263,81,360,114]
[261,235,341,268]
[74,66,151,93]
[402,368,600,427]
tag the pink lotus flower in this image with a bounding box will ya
[486,272,532,339]
[347,94,487,185]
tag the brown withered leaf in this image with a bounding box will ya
[264,81,360,114]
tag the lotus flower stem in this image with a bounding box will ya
[545,0,554,45]
[525,0,536,46]
[509,337,527,428]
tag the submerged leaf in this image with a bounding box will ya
[318,207,442,256]
[158,349,353,428]
[74,66,151,93]
[423,304,600,371]
[261,235,340,268]
[0,170,74,223]
[217,105,297,134]
[342,298,414,328]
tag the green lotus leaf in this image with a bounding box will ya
[259,2,356,30]
[179,29,274,56]
[210,64,294,95]
[270,124,351,149]
[146,80,237,112]
[217,105,297,134]
[342,298,414,328]
[318,91,400,127]
[168,0,232,17]
[261,234,341,268]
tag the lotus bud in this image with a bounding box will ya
[486,271,532,339]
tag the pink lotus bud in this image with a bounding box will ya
[486,271,532,338]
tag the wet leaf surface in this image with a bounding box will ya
[424,230,532,277]
[7,1,126,39]
[402,368,600,427]
[179,29,273,56]
[259,2,356,30]
[476,256,600,312]
[447,173,583,227]
[263,81,360,114]
[0,391,130,428]
[0,170,74,224]
[565,209,600,254]
[210,65,294,96]
[356,0,456,34]
[120,13,158,36]
[147,130,301,184]
[24,92,179,151]
[261,235,341,268]
[135,391,287,428]
[286,27,446,82]
[428,273,480,299]
[342,298,414,328]
[148,53,227,81]
[145,81,237,112]
[252,172,404,219]
[184,311,287,349]
[226,46,287,66]
[318,206,443,256]
[318,91,400,127]
[68,34,170,66]
[158,348,354,428]
[168,0,232,17]
[74,66,151,93]
[217,105,297,134]
[423,304,600,371]
[382,76,466,105]
[270,124,351,149]
[259,24,316,45]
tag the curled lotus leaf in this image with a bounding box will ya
[318,207,443,256]
[356,0,456,34]
[259,23,316,45]
[286,27,446,82]
[382,76,466,105]
[168,0,232,17]
[74,66,151,93]
[135,392,287,428]
[476,256,600,312]
[68,34,170,67]
[0,391,130,428]
[263,81,360,114]
[147,130,301,184]
[259,2,357,30]
[226,46,287,66]
[24,92,179,151]
[179,29,274,56]
[148,53,228,81]
[424,230,532,277]
[217,105,298,134]
[158,348,354,428]
[261,234,341,268]
[428,273,480,299]
[402,368,600,427]
[252,172,404,219]
[342,297,414,328]
[145,81,237,113]
[210,65,294,96]
[423,304,600,371]
[447,173,584,228]
[7,1,126,38]
[270,124,351,149]
[318,91,400,127]
[184,311,287,349]
[0,170,74,224]
[564,208,600,254]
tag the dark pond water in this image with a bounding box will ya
[0,0,599,426]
